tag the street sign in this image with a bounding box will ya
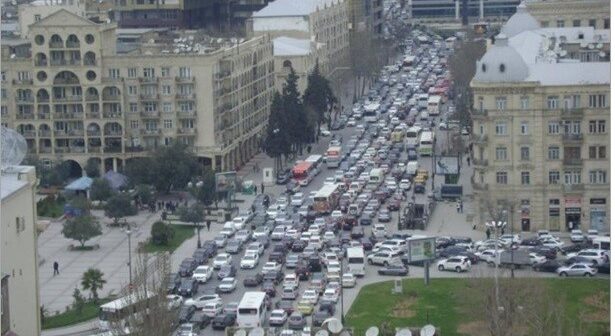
[407,236,436,263]
[215,171,237,193]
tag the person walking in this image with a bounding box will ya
[486,229,491,240]
[456,201,460,213]
[467,156,471,166]
[261,182,265,194]
[206,221,211,232]
[460,200,464,213]
[53,261,59,276]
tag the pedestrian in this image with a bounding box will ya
[460,200,464,213]
[501,227,505,236]
[307,145,312,154]
[206,221,211,232]
[456,201,460,213]
[486,228,491,240]
[261,182,265,194]
[253,185,257,195]
[53,261,59,276]
[467,156,471,166]
[568,221,573,232]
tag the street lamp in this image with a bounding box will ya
[485,220,506,310]
[340,258,345,325]
[126,228,133,291]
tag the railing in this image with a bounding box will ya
[67,129,85,136]
[103,146,122,153]
[178,128,197,135]
[88,146,101,153]
[562,184,584,193]
[140,94,159,100]
[35,60,48,66]
[176,93,196,100]
[66,42,80,48]
[53,78,79,85]
[50,59,67,66]
[472,158,488,166]
[561,133,583,142]
[38,113,51,120]
[68,59,81,65]
[38,147,52,153]
[83,59,97,66]
[561,108,583,116]
[85,95,99,101]
[38,130,51,137]
[563,157,582,166]
[175,76,195,82]
[102,112,122,118]
[70,146,86,153]
[54,95,82,102]
[16,97,35,103]
[104,130,123,136]
[177,111,196,118]
[140,129,161,135]
[86,112,101,119]
[21,130,36,137]
[87,130,101,136]
[54,147,69,153]
[140,111,160,118]
[102,94,121,101]
[16,113,35,120]
[140,77,158,83]
[125,146,144,153]
[12,79,34,85]
[37,97,50,103]
[471,108,487,116]
[49,42,64,48]
[53,113,84,119]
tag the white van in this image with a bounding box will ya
[406,161,418,176]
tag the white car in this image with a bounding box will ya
[217,277,237,293]
[399,179,411,190]
[232,216,248,230]
[266,205,279,218]
[569,230,585,243]
[253,226,270,240]
[245,242,264,256]
[301,289,319,304]
[166,294,183,310]
[331,210,343,221]
[291,193,304,207]
[184,294,222,309]
[477,249,499,263]
[271,226,286,240]
[498,234,521,246]
[341,273,356,288]
[586,229,599,241]
[567,249,609,266]
[212,253,232,269]
[192,265,213,283]
[320,127,331,136]
[323,231,336,241]
[286,229,300,240]
[540,237,564,249]
[528,252,547,265]
[269,309,288,326]
[283,273,299,289]
[322,288,339,303]
[557,263,597,277]
[240,253,260,269]
[261,262,282,274]
[437,256,471,273]
[372,224,388,239]
[324,177,336,185]
[327,260,341,274]
[367,251,399,266]
[202,301,223,317]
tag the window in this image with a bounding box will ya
[589,19,596,28]
[161,67,170,77]
[129,103,138,112]
[143,102,157,112]
[564,146,581,160]
[547,121,560,134]
[108,68,120,78]
[477,97,484,111]
[589,145,607,159]
[181,119,194,129]
[179,67,192,78]
[605,18,610,29]
[520,96,529,110]
[15,217,25,233]
[128,68,137,78]
[521,171,530,185]
[563,95,581,109]
[556,20,565,27]
[163,102,172,113]
[495,122,507,135]
[541,21,549,27]
[179,102,194,112]
[495,96,507,110]
[589,170,607,184]
[161,85,171,95]
[130,120,139,129]
[143,67,155,78]
[34,14,41,22]
[128,85,137,95]
[495,146,508,160]
[145,121,158,130]
[1,71,5,81]
[563,171,581,184]
[589,94,606,108]
[520,122,529,135]
[547,96,559,109]
[548,171,560,184]
[18,71,31,80]
[562,120,580,134]
[163,119,173,129]
[588,120,606,133]
[573,19,581,27]
[178,84,193,95]
[496,172,508,184]
[520,146,530,160]
[548,146,560,160]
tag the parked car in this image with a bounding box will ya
[178,305,196,324]
[212,253,232,270]
[184,294,222,309]
[192,266,213,283]
[178,278,198,297]
[437,257,471,273]
[378,264,409,276]
[532,260,562,273]
[341,273,356,288]
[216,277,238,293]
[557,263,597,277]
[217,265,237,280]
[240,253,260,269]
[570,229,586,243]
[367,251,399,266]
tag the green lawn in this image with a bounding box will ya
[43,298,111,330]
[345,278,609,336]
[142,225,195,253]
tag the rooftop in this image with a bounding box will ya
[253,0,340,17]
[273,36,311,56]
[0,166,33,201]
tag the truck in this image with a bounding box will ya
[489,250,531,268]
[434,184,463,200]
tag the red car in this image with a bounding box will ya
[387,198,401,211]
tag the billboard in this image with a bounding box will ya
[215,171,237,193]
[407,237,436,263]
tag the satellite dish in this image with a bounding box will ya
[580,42,587,48]
[559,50,567,56]
[596,43,603,49]
[327,318,343,333]
[315,330,330,336]
[420,325,436,336]
[588,43,595,49]
[248,327,265,336]
[599,51,606,57]
[1,126,28,168]
[233,330,247,336]
[396,328,412,336]
[366,326,380,336]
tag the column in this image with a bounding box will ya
[408,0,413,19]
[479,0,484,19]
[112,158,118,172]
[455,0,460,20]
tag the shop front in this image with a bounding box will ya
[589,198,607,232]
[564,197,582,231]
[548,199,560,231]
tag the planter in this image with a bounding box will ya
[68,244,100,251]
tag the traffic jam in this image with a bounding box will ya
[166,28,610,336]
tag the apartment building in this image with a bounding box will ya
[250,0,350,80]
[407,0,520,22]
[470,5,610,233]
[526,0,610,29]
[347,0,383,35]
[1,9,275,173]
[18,0,86,38]
[272,37,321,93]
[0,165,41,336]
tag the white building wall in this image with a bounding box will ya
[253,17,310,33]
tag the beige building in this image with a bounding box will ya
[1,9,275,173]
[250,0,350,81]
[347,0,382,36]
[470,5,610,233]
[0,165,41,336]
[526,0,610,29]
[272,36,321,93]
[18,0,86,39]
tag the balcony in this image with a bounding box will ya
[562,133,583,143]
[38,96,50,103]
[176,93,196,100]
[35,60,48,67]
[140,77,158,83]
[178,128,197,135]
[54,95,83,102]
[140,111,160,118]
[70,146,86,153]
[12,79,33,85]
[103,146,122,153]
[21,130,36,138]
[38,130,51,137]
[50,59,67,66]
[86,112,101,119]
[102,77,122,84]
[66,42,80,48]
[140,129,161,136]
[49,42,64,49]
[38,113,50,120]
[471,108,487,117]
[16,97,35,104]
[87,130,101,136]
[562,184,584,194]
[83,59,97,66]
[53,78,79,85]
[88,146,101,153]
[472,158,488,166]
[104,130,123,137]
[54,147,69,153]
[102,94,121,101]
[563,157,582,166]
[102,112,122,119]
[140,94,159,100]
[16,113,35,120]
[67,129,85,136]
[178,111,196,118]
[53,112,84,120]
[175,76,195,82]
[125,145,144,153]
[561,108,583,117]
[215,71,231,79]
[38,147,52,153]
[85,95,99,101]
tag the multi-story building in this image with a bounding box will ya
[1,9,275,173]
[470,4,610,233]
[407,0,520,22]
[18,0,86,38]
[526,0,610,29]
[250,0,350,81]
[347,0,383,36]
[0,165,41,336]
[272,36,321,93]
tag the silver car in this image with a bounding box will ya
[556,263,597,277]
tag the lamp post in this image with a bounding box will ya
[126,228,133,291]
[340,257,345,325]
[485,220,506,310]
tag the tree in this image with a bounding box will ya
[135,184,154,206]
[90,178,114,201]
[303,62,336,140]
[62,215,102,248]
[178,203,204,248]
[72,288,86,315]
[349,30,388,100]
[282,67,310,154]
[81,268,106,302]
[150,221,174,245]
[84,159,101,178]
[263,92,293,173]
[123,157,154,187]
[151,142,200,193]
[104,194,136,225]
[189,168,217,206]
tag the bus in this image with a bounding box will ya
[427,95,442,116]
[237,292,268,328]
[346,247,366,277]
[419,131,434,156]
[313,183,343,214]
[98,291,156,331]
[292,161,315,186]
[405,126,422,149]
[305,155,324,175]
[363,102,380,123]
[326,146,343,168]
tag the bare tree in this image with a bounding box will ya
[348,30,390,101]
[107,252,178,336]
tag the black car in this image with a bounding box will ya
[319,301,336,315]
[243,273,264,287]
[292,240,307,252]
[263,270,284,285]
[178,258,198,277]
[269,252,285,265]
[312,311,331,327]
[532,260,562,273]
[178,278,198,297]
[256,235,270,249]
[378,264,409,276]
[561,242,594,254]
[519,238,543,248]
[211,313,236,330]
[340,232,352,244]
[225,239,242,254]
[597,262,610,274]
[295,261,311,280]
[166,273,181,294]
[359,214,372,226]
[276,300,295,315]
[436,237,455,249]
[438,246,468,258]
[407,149,418,161]
[276,169,292,185]
[307,255,322,272]
[189,311,212,329]
[528,246,558,259]
[192,249,209,265]
[351,226,365,239]
[178,305,196,324]
[217,265,237,280]
[413,183,425,194]
[262,280,277,297]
